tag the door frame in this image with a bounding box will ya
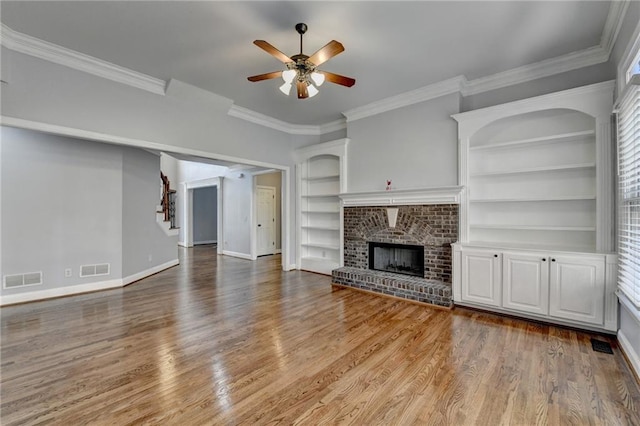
[182,177,223,254]
[251,170,282,260]
[255,185,277,257]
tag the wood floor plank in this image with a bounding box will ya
[1,246,639,425]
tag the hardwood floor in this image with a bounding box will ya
[1,246,639,425]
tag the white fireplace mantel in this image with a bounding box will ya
[339,186,463,206]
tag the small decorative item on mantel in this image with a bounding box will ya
[386,179,392,191]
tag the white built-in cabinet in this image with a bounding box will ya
[294,139,348,275]
[452,81,618,332]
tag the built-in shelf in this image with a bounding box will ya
[301,226,340,231]
[470,224,596,232]
[301,210,340,214]
[301,243,340,250]
[470,195,596,203]
[469,130,595,151]
[301,194,339,199]
[470,163,596,177]
[302,174,340,181]
[295,138,348,275]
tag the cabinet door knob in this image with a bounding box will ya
[494,254,498,258]
[551,258,556,262]
[542,258,546,261]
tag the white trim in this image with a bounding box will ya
[618,329,640,379]
[340,186,463,207]
[0,116,287,170]
[617,17,640,92]
[228,104,346,136]
[293,138,349,164]
[0,24,166,95]
[600,0,630,56]
[184,178,221,249]
[122,259,179,286]
[0,278,123,306]
[618,290,640,325]
[343,76,465,122]
[0,259,179,306]
[222,250,253,260]
[193,240,217,245]
[463,47,609,96]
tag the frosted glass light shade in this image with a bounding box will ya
[279,82,292,95]
[282,69,296,83]
[307,84,319,97]
[310,72,325,86]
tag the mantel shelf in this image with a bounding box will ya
[340,186,463,206]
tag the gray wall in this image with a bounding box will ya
[346,93,461,192]
[193,186,217,244]
[122,147,178,277]
[1,127,177,297]
[1,48,297,267]
[256,172,282,250]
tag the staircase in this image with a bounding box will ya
[157,172,179,236]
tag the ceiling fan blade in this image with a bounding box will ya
[297,81,308,99]
[319,71,356,87]
[253,40,292,63]
[308,40,344,66]
[247,71,283,82]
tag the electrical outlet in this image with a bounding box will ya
[322,251,326,258]
[148,254,153,262]
[64,268,72,277]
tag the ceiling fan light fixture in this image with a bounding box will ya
[310,71,325,86]
[307,83,319,98]
[282,69,297,84]
[279,82,292,95]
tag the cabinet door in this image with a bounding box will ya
[461,250,501,307]
[548,255,605,325]
[502,252,549,315]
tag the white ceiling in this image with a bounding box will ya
[0,1,612,126]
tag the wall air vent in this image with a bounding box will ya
[80,263,110,277]
[3,272,43,289]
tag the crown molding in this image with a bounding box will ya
[343,76,465,122]
[462,45,610,96]
[1,0,630,133]
[0,24,166,95]
[600,0,630,55]
[228,104,345,135]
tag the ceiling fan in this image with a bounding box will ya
[247,23,356,99]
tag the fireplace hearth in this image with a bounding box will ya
[369,242,424,277]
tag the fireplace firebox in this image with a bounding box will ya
[368,242,425,277]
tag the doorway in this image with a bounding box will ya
[256,185,276,256]
[192,186,217,245]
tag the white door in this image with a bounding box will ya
[549,255,605,325]
[256,186,276,256]
[502,251,549,315]
[461,249,502,307]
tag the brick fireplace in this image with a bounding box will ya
[331,189,460,308]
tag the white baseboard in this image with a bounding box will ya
[194,240,217,245]
[222,250,253,260]
[0,259,179,306]
[122,259,179,286]
[0,278,123,306]
[618,329,640,380]
[285,264,296,271]
[275,249,282,254]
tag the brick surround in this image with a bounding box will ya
[333,204,458,308]
[343,204,458,282]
